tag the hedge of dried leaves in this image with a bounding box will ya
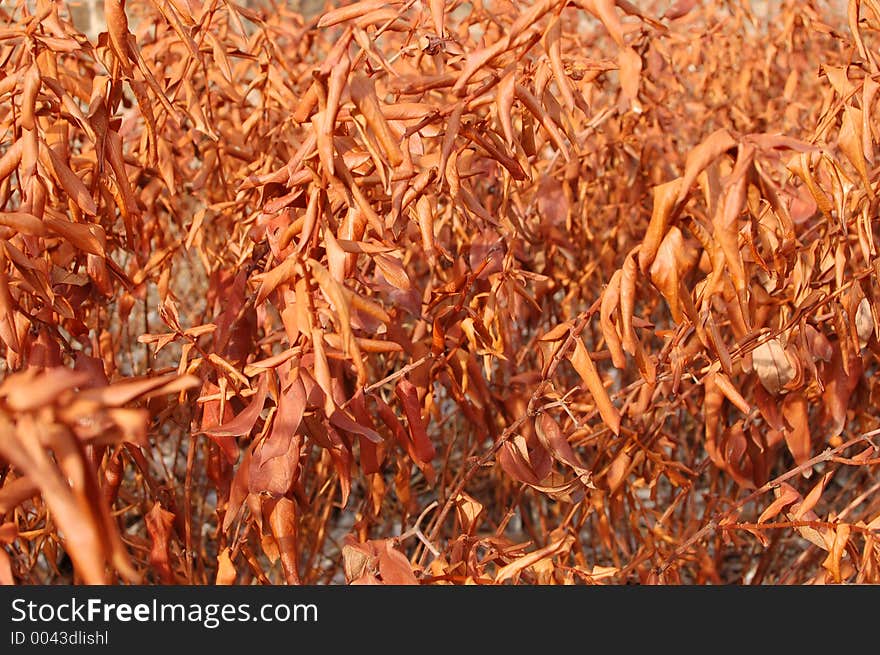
[0,0,879,585]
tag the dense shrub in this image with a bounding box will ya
[0,0,878,584]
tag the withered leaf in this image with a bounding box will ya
[395,378,435,464]
[752,338,796,394]
[199,374,268,438]
[495,532,574,583]
[146,502,177,584]
[677,129,738,206]
[648,226,688,323]
[781,392,812,470]
[568,337,621,435]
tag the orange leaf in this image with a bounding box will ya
[752,338,796,395]
[600,269,626,369]
[495,532,574,583]
[781,392,812,470]
[374,253,412,291]
[792,472,833,520]
[317,0,394,27]
[568,337,621,435]
[534,412,592,484]
[639,178,682,273]
[648,226,688,323]
[266,496,300,584]
[758,483,800,524]
[198,374,268,438]
[395,378,435,464]
[146,502,177,584]
[618,47,642,107]
[676,129,737,206]
[711,371,751,415]
[377,541,419,585]
[44,218,106,257]
[216,548,237,585]
[838,105,873,197]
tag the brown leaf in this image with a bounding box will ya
[342,538,375,582]
[0,367,90,412]
[583,0,625,46]
[838,105,873,197]
[821,342,862,437]
[855,297,874,348]
[0,138,23,186]
[374,253,412,291]
[821,524,851,583]
[0,476,38,515]
[0,272,20,354]
[606,449,631,496]
[395,378,435,464]
[676,129,738,206]
[534,412,593,484]
[712,144,753,296]
[256,256,297,306]
[146,502,177,584]
[266,496,300,584]
[308,258,367,385]
[498,438,546,486]
[639,178,683,273]
[663,0,698,20]
[648,226,688,323]
[318,0,394,27]
[711,371,751,415]
[0,430,107,583]
[619,249,639,354]
[618,47,642,107]
[515,83,570,160]
[568,337,621,435]
[216,548,237,585]
[758,483,801,524]
[44,218,106,257]
[0,211,46,236]
[377,541,419,585]
[329,408,383,444]
[752,338,796,394]
[199,374,268,438]
[350,74,403,167]
[545,19,576,114]
[781,392,812,470]
[41,144,98,216]
[454,492,484,534]
[792,472,833,520]
[81,373,201,407]
[251,375,306,495]
[600,269,627,369]
[496,71,517,146]
[495,531,574,583]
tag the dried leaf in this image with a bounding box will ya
[146,502,177,584]
[198,374,268,438]
[752,338,796,394]
[395,378,435,464]
[648,226,688,323]
[569,337,621,435]
[781,392,812,470]
[758,483,801,524]
[677,129,737,205]
[495,532,574,583]
[639,178,683,273]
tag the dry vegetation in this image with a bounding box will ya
[0,0,879,585]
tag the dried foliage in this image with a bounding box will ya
[0,0,879,585]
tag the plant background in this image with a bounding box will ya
[0,0,878,585]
